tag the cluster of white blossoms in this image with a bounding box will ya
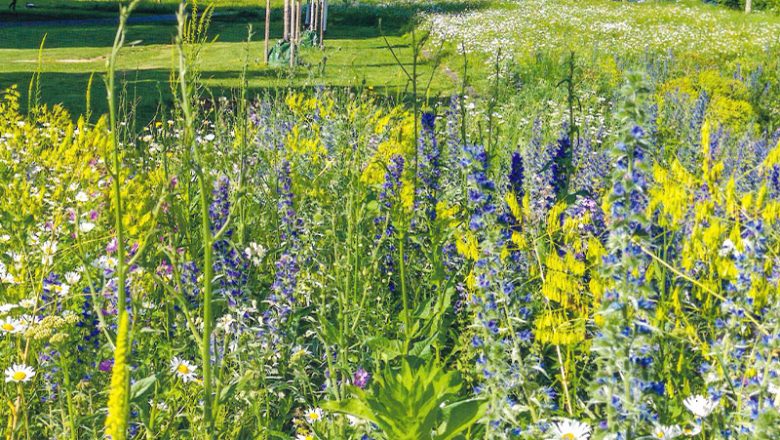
[542,394,720,439]
[427,0,780,56]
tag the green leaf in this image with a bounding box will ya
[218,380,238,404]
[436,398,487,440]
[129,374,157,403]
[321,398,380,426]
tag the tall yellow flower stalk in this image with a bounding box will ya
[102,3,138,439]
[104,312,130,440]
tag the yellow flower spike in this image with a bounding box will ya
[505,192,522,220]
[285,92,304,112]
[105,313,130,440]
[534,310,585,346]
[755,185,767,215]
[724,177,738,217]
[762,137,780,171]
[465,269,477,292]
[456,232,480,261]
[510,231,526,249]
[546,202,567,235]
[740,193,753,214]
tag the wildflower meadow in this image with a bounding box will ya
[0,0,779,439]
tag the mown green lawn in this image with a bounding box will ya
[1,0,778,122]
[0,0,468,119]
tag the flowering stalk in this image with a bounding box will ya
[103,2,139,437]
[175,5,221,437]
[104,313,130,440]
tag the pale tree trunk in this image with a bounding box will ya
[311,0,317,32]
[283,0,290,41]
[319,0,326,48]
[264,0,271,63]
[746,0,752,13]
[290,0,298,66]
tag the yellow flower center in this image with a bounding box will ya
[12,371,27,381]
[655,433,666,439]
[2,323,15,331]
[177,364,191,375]
[562,434,575,440]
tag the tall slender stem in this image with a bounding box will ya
[104,4,139,439]
[175,6,216,437]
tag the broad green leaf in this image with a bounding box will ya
[436,399,487,440]
[129,374,157,403]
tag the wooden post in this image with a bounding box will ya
[290,0,298,66]
[293,0,297,42]
[746,0,752,13]
[319,0,326,49]
[283,0,289,41]
[264,0,271,63]
[311,0,317,32]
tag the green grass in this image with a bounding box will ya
[1,0,778,122]
[0,0,473,120]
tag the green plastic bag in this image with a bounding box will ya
[268,40,291,67]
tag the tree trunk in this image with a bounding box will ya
[311,0,317,32]
[746,0,752,13]
[290,0,298,66]
[283,0,290,41]
[264,0,271,63]
[319,0,326,48]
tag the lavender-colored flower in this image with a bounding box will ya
[353,367,370,389]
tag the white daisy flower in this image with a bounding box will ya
[41,241,58,266]
[0,261,16,284]
[0,318,26,334]
[64,271,81,285]
[4,364,35,383]
[682,424,701,436]
[304,408,323,424]
[651,424,682,439]
[0,303,18,314]
[17,315,39,327]
[170,357,198,383]
[683,394,717,418]
[296,434,315,440]
[51,283,70,298]
[17,299,35,309]
[79,222,96,233]
[548,418,591,440]
[75,191,89,203]
[0,273,15,284]
[244,242,267,267]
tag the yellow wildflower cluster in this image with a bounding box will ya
[534,202,605,346]
[360,108,415,186]
[104,313,130,440]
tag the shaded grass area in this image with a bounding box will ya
[0,0,483,120]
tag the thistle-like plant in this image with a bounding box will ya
[323,357,486,440]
